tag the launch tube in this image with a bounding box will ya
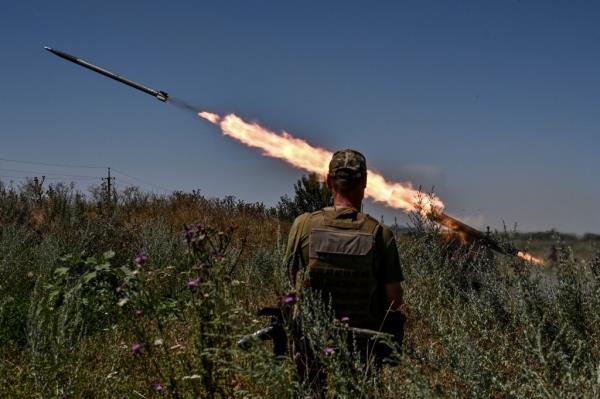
[428,211,518,257]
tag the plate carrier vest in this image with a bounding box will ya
[304,208,380,327]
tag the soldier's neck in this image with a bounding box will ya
[332,194,362,211]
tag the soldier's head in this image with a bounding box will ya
[327,149,367,203]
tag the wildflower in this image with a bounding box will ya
[340,316,350,323]
[154,338,164,346]
[135,309,143,316]
[187,279,199,290]
[323,346,335,355]
[281,294,296,305]
[117,298,129,307]
[154,383,164,392]
[115,287,123,294]
[134,254,147,265]
[131,343,141,354]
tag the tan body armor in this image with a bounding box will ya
[306,208,380,328]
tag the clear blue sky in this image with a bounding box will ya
[1,1,598,233]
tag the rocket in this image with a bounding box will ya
[44,46,168,102]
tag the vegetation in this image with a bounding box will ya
[1,177,600,398]
[276,172,332,221]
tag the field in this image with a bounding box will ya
[1,178,600,398]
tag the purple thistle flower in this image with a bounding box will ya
[154,383,164,392]
[134,255,147,265]
[187,279,199,290]
[135,309,144,316]
[281,294,296,305]
[115,287,123,294]
[131,343,141,354]
[323,346,335,355]
[340,316,350,323]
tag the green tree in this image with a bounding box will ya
[277,173,332,221]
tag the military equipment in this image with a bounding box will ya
[429,211,518,256]
[45,46,169,102]
[237,307,287,356]
[237,307,406,364]
[239,306,401,359]
[308,208,380,328]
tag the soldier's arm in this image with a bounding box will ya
[283,213,310,284]
[384,282,403,310]
[380,225,404,310]
[283,217,301,283]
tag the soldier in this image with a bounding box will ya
[284,149,405,383]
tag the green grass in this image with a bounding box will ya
[1,179,600,398]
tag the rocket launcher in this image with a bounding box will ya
[428,211,543,264]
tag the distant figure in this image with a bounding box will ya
[284,149,405,384]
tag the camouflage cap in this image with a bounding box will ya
[328,149,367,178]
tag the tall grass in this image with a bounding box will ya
[1,179,600,397]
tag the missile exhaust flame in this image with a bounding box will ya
[198,111,221,124]
[198,110,544,266]
[198,111,443,215]
[516,251,545,265]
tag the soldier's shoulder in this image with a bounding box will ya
[360,213,388,228]
[292,212,310,222]
[382,224,396,241]
[363,217,394,240]
[291,211,320,231]
[290,212,308,227]
[361,212,380,224]
[294,210,323,222]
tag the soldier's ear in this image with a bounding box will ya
[326,174,334,191]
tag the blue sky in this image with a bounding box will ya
[1,1,598,233]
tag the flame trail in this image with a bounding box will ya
[198,111,443,214]
[198,111,543,265]
[516,251,544,265]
